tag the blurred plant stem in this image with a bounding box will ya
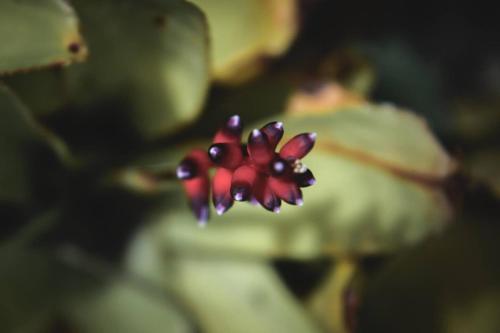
[111,166,179,194]
[307,256,359,333]
[0,208,59,251]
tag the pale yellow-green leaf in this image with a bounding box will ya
[140,104,454,258]
[0,0,87,74]
[8,0,210,137]
[126,233,320,333]
[65,0,210,138]
[65,280,193,333]
[191,0,297,83]
[466,149,500,197]
[284,104,456,179]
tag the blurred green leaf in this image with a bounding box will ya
[0,84,68,203]
[0,0,87,75]
[285,104,456,179]
[6,0,210,139]
[66,0,210,138]
[191,0,297,83]
[452,97,500,143]
[65,278,193,333]
[466,149,500,198]
[0,249,86,333]
[165,259,319,333]
[358,222,500,333]
[146,104,453,258]
[126,232,320,333]
[0,246,193,333]
[3,68,68,116]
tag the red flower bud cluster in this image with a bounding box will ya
[177,115,316,226]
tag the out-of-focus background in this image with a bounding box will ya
[1,1,499,332]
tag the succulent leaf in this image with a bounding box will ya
[191,0,298,83]
[0,0,87,74]
[152,104,455,257]
[0,84,68,203]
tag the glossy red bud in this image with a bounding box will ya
[212,168,234,215]
[231,165,258,201]
[182,176,210,225]
[295,169,316,187]
[269,177,303,206]
[247,129,274,166]
[208,143,243,169]
[213,115,243,144]
[280,132,317,160]
[176,149,211,180]
[176,159,197,180]
[260,121,284,150]
[254,176,281,213]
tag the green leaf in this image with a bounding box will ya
[3,68,68,116]
[0,84,68,203]
[466,149,500,198]
[65,279,193,333]
[64,0,210,138]
[148,104,454,258]
[358,222,500,333]
[0,0,87,75]
[0,249,85,333]
[284,104,456,179]
[0,247,192,333]
[126,232,320,333]
[191,0,297,83]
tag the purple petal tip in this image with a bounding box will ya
[234,191,244,201]
[176,167,190,180]
[209,146,220,157]
[251,129,261,138]
[249,197,260,206]
[228,115,241,128]
[197,206,209,226]
[215,203,226,216]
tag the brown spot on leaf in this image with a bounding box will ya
[67,42,80,54]
[153,15,167,29]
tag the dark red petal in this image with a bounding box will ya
[208,143,243,169]
[212,168,234,215]
[254,175,281,213]
[213,115,243,144]
[295,169,316,187]
[182,175,210,225]
[269,177,303,206]
[260,121,284,150]
[279,133,317,160]
[176,149,211,180]
[231,164,258,201]
[247,129,274,166]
